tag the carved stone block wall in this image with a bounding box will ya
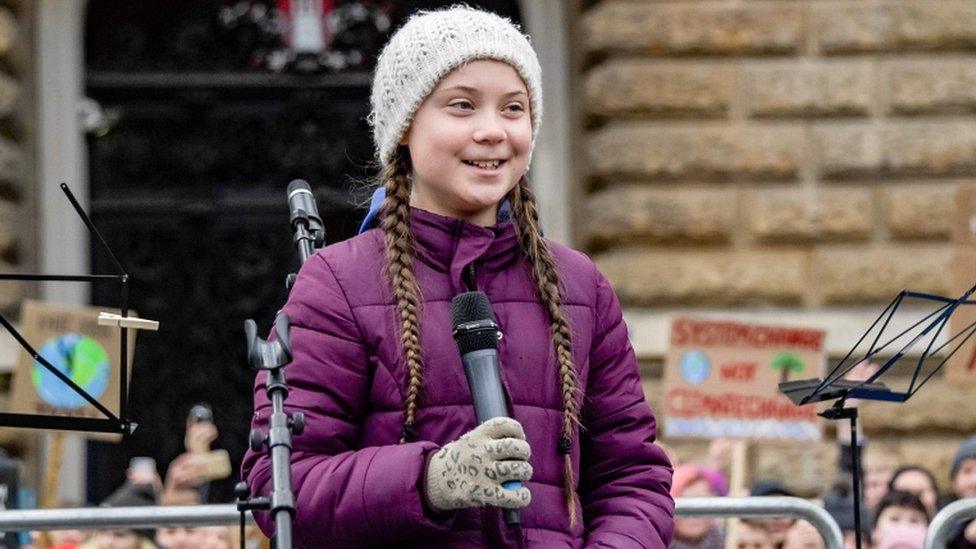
[578,0,976,494]
[0,0,26,314]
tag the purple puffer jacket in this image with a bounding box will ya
[242,207,674,548]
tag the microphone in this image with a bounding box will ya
[286,179,325,247]
[451,291,522,525]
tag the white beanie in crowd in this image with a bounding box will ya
[369,6,543,166]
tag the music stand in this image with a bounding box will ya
[778,283,976,549]
[0,183,143,435]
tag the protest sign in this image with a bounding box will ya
[7,300,135,439]
[663,317,826,441]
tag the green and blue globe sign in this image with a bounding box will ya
[31,333,111,410]
[9,301,134,437]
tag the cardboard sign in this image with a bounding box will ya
[948,184,976,384]
[7,300,135,437]
[663,317,825,441]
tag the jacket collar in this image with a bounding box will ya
[408,207,520,293]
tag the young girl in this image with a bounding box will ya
[242,6,674,547]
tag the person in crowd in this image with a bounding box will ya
[156,525,231,549]
[888,465,941,518]
[154,527,198,549]
[749,480,797,546]
[872,490,929,545]
[780,520,824,549]
[873,523,927,549]
[733,520,774,549]
[862,445,899,515]
[82,482,158,549]
[31,501,90,549]
[241,5,674,547]
[669,464,728,548]
[194,526,233,549]
[747,480,826,548]
[948,434,976,548]
[42,528,89,549]
[160,405,223,506]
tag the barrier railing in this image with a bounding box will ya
[925,497,976,549]
[676,496,844,549]
[0,504,253,530]
[0,496,843,548]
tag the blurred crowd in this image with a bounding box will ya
[666,432,976,549]
[23,405,266,549]
[665,361,976,549]
[5,363,976,549]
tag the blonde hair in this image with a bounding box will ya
[379,147,581,525]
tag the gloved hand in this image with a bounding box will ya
[425,417,533,511]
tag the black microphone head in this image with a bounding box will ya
[451,291,499,354]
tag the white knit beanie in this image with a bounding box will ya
[369,6,543,166]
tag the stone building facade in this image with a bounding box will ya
[0,0,28,316]
[578,0,976,494]
[1,0,975,501]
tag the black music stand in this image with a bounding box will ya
[0,183,140,436]
[779,283,976,549]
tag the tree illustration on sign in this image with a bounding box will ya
[771,352,805,384]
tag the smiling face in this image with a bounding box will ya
[402,59,532,227]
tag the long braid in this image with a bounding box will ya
[378,150,426,443]
[509,178,582,527]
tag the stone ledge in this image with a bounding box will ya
[814,1,976,54]
[588,124,803,181]
[582,2,803,55]
[595,249,807,306]
[584,60,734,118]
[584,186,735,246]
[814,121,976,179]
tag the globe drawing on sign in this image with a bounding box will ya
[679,350,710,385]
[31,333,110,409]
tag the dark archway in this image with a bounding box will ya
[83,0,522,505]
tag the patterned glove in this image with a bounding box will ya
[425,417,533,511]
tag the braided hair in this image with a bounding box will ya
[378,149,581,525]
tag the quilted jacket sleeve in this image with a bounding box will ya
[579,271,674,548]
[240,253,454,547]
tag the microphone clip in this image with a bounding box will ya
[289,207,326,248]
[452,319,503,341]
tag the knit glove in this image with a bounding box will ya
[425,417,533,511]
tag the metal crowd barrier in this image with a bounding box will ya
[676,496,844,549]
[0,497,845,548]
[925,497,976,549]
[0,504,254,530]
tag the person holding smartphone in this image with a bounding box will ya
[161,404,228,505]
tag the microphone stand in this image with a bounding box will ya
[291,207,320,266]
[236,194,325,549]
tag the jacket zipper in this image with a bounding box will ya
[464,262,477,291]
